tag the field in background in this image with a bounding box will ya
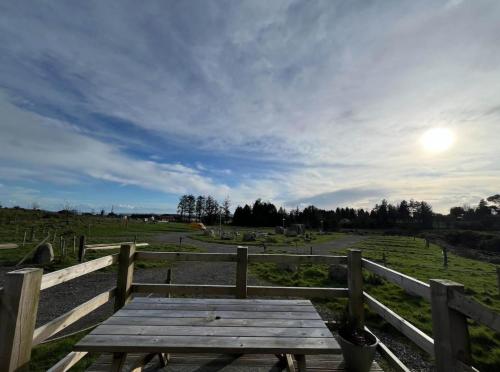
[251,236,500,371]
[0,208,198,269]
[191,225,346,246]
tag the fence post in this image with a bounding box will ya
[496,267,500,295]
[78,235,86,262]
[165,268,172,298]
[0,268,43,371]
[347,249,364,331]
[115,243,136,311]
[236,246,248,299]
[430,279,471,372]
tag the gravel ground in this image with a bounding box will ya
[0,232,433,371]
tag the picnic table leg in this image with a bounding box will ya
[111,352,127,372]
[295,354,306,372]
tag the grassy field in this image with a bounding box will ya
[0,208,194,268]
[191,226,346,247]
[251,235,500,371]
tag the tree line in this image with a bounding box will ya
[177,195,230,225]
[178,193,499,231]
[233,198,434,230]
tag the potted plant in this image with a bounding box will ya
[336,309,378,372]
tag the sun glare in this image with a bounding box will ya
[420,127,454,153]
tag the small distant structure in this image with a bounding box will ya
[190,222,206,230]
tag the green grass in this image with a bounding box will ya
[191,227,345,247]
[0,208,194,266]
[30,331,96,371]
[250,235,500,371]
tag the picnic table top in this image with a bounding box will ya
[75,297,340,355]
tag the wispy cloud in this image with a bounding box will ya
[0,0,499,213]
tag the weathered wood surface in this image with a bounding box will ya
[86,353,383,371]
[348,250,364,331]
[362,259,431,301]
[447,289,500,333]
[236,246,248,298]
[33,288,116,345]
[85,243,148,251]
[0,243,18,250]
[364,292,434,356]
[75,298,339,355]
[132,283,236,296]
[0,268,43,372]
[135,251,237,262]
[103,317,326,328]
[430,279,472,372]
[115,244,135,311]
[41,254,118,290]
[114,309,322,320]
[248,254,347,265]
[247,286,348,298]
[47,351,88,372]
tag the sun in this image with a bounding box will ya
[420,127,454,153]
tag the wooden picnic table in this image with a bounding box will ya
[75,297,340,371]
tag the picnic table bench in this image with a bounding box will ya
[75,297,340,371]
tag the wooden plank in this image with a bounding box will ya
[0,243,18,250]
[33,288,116,345]
[0,268,43,372]
[46,351,87,372]
[75,335,340,354]
[430,279,472,372]
[123,303,316,312]
[86,243,148,251]
[447,290,500,333]
[364,292,434,356]
[348,250,364,331]
[132,283,236,296]
[248,254,347,265]
[115,244,135,311]
[130,297,312,305]
[247,286,348,298]
[236,246,248,299]
[91,325,332,338]
[135,251,237,262]
[103,317,326,328]
[362,259,431,301]
[41,254,118,290]
[113,309,322,320]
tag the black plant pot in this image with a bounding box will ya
[338,329,378,372]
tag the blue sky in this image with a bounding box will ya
[0,0,499,214]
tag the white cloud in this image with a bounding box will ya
[0,1,499,213]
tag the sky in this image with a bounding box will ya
[0,0,499,214]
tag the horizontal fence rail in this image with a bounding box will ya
[248,254,347,265]
[41,254,118,290]
[33,287,116,345]
[364,292,435,356]
[136,251,237,262]
[362,259,431,301]
[132,283,236,296]
[85,242,149,251]
[447,289,500,333]
[247,286,348,298]
[47,351,88,372]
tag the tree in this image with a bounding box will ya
[195,196,205,221]
[177,195,189,221]
[186,195,196,221]
[203,196,219,225]
[222,197,231,223]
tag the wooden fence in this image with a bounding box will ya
[0,244,498,372]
